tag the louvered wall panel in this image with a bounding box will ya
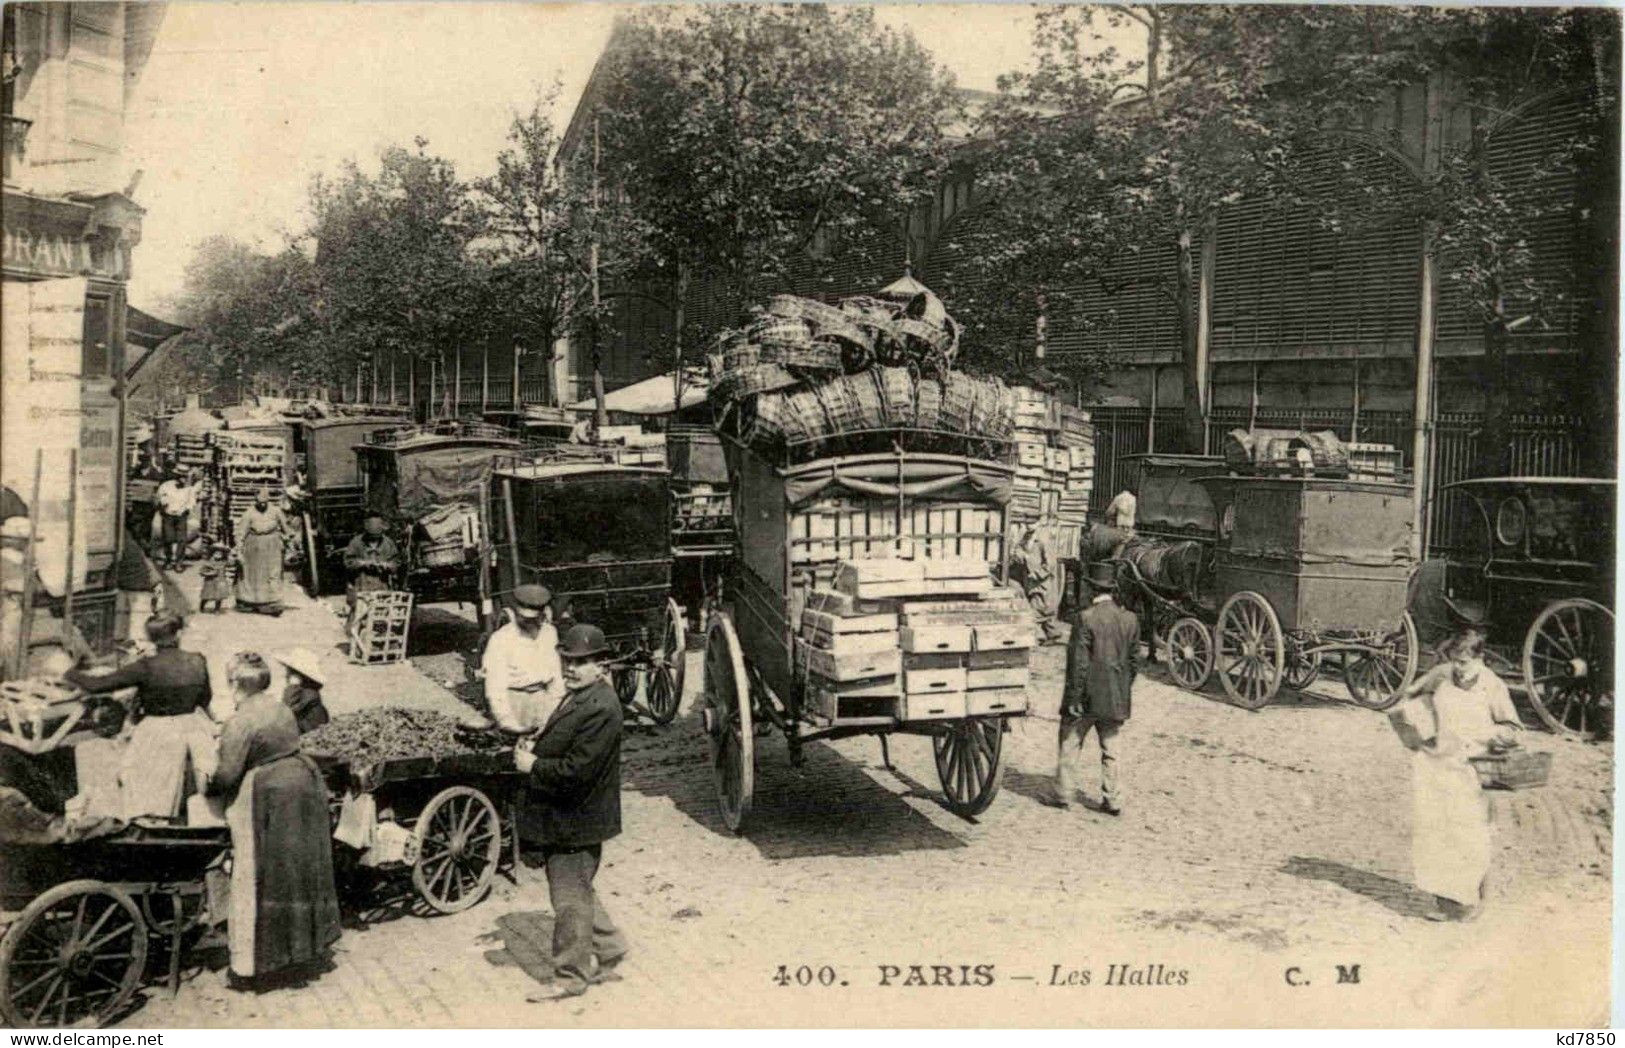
[1433,99,1583,349]
[1210,186,1420,362]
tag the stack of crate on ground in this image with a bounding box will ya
[797,557,1035,725]
[1055,403,1094,526]
[350,591,414,665]
[206,431,287,545]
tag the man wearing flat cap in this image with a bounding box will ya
[482,583,565,733]
[512,622,627,1001]
[1052,560,1140,816]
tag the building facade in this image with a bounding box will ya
[2,2,164,649]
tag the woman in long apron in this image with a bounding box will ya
[234,490,286,615]
[208,653,341,986]
[1392,627,1524,921]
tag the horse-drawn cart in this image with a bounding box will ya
[488,455,687,726]
[1124,474,1418,711]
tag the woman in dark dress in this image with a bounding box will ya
[208,653,341,986]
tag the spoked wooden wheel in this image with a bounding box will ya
[1523,598,1614,739]
[1215,591,1284,710]
[934,718,1004,818]
[1165,616,1214,692]
[702,612,754,833]
[646,598,687,726]
[1344,613,1419,711]
[0,880,148,1028]
[412,786,503,914]
[1282,631,1323,692]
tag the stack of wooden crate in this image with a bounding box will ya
[1055,404,1094,526]
[797,557,1035,725]
[172,433,212,471]
[207,431,288,545]
[1009,388,1094,529]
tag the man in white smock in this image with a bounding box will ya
[483,583,566,733]
[1390,626,1524,922]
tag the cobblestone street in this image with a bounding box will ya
[102,579,1613,1029]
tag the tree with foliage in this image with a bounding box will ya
[306,138,488,402]
[473,86,646,410]
[592,5,964,360]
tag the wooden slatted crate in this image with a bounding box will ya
[350,591,414,665]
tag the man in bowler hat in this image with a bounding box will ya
[512,622,628,1001]
[1052,561,1140,815]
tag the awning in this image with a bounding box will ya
[568,370,709,415]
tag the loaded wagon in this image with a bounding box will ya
[1121,474,1419,710]
[488,454,687,726]
[703,426,1034,832]
[292,415,408,595]
[667,424,734,628]
[353,422,521,608]
[1411,477,1615,739]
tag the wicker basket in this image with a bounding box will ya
[783,389,829,446]
[941,372,978,433]
[815,377,866,435]
[1468,749,1552,790]
[745,315,813,346]
[874,367,916,429]
[914,378,944,431]
[714,363,798,400]
[767,295,851,332]
[759,337,842,374]
[418,538,467,568]
[969,376,1014,441]
[749,392,789,447]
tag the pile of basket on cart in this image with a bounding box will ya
[1107,431,1613,739]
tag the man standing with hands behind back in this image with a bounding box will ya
[512,622,628,1002]
[1052,561,1140,816]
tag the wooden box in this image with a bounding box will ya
[836,558,923,591]
[1017,442,1048,468]
[922,576,993,597]
[973,624,1036,651]
[804,628,897,655]
[967,687,1028,716]
[967,666,1029,690]
[921,557,992,581]
[903,651,964,671]
[1046,447,1073,472]
[802,609,898,635]
[900,600,1027,627]
[900,625,973,654]
[905,666,968,695]
[900,691,968,721]
[805,647,901,682]
[805,589,894,618]
[967,648,1030,670]
[806,682,900,723]
[807,672,901,699]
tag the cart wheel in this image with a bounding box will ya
[1345,613,1419,711]
[1165,617,1214,692]
[302,513,321,597]
[0,880,147,1029]
[1283,631,1323,692]
[1523,598,1614,739]
[702,612,754,833]
[1215,591,1284,710]
[411,786,503,914]
[646,598,687,726]
[933,718,1004,818]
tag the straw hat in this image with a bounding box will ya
[274,647,326,687]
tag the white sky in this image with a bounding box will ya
[121,2,1053,309]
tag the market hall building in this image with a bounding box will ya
[2,2,165,651]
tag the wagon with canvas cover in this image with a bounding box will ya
[487,455,687,726]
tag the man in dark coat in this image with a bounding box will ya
[512,623,628,1001]
[1052,561,1140,815]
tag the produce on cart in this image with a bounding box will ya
[304,707,521,914]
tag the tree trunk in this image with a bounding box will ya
[1476,288,1513,479]
[673,263,689,415]
[1175,227,1204,454]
